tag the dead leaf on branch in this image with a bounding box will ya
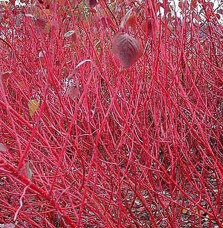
[112,33,143,68]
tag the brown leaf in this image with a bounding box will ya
[112,33,142,68]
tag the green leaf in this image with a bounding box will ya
[28,99,39,117]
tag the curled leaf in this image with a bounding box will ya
[28,99,39,117]
[26,160,33,180]
[75,59,92,69]
[112,33,142,68]
[120,8,133,29]
[64,30,75,38]
[25,14,35,18]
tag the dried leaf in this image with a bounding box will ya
[112,33,142,68]
[26,160,33,180]
[182,208,188,214]
[64,30,75,38]
[39,50,46,58]
[0,143,7,152]
[75,59,92,69]
[28,99,39,117]
[25,14,35,18]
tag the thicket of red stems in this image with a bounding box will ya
[0,0,223,227]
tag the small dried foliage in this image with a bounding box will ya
[0,0,223,227]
